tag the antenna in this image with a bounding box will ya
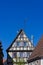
[16,22,21,34]
[23,18,29,30]
[16,17,29,32]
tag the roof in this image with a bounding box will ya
[28,35,43,63]
[3,59,7,65]
[6,29,23,52]
[3,59,6,63]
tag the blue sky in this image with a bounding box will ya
[0,0,43,59]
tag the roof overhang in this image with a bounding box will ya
[27,56,43,63]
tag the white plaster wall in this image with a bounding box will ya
[41,59,43,65]
[28,60,41,65]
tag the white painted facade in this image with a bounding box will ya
[28,59,41,65]
[7,30,34,65]
[41,59,43,65]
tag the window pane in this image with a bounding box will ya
[20,42,24,46]
[20,52,23,57]
[17,52,20,57]
[24,42,26,47]
[17,42,19,47]
[23,52,27,57]
[12,52,17,58]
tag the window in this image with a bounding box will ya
[24,42,26,47]
[26,42,29,46]
[17,42,20,47]
[24,42,29,47]
[12,52,17,58]
[20,52,23,57]
[20,42,24,46]
[17,42,24,47]
[17,52,20,57]
[23,52,27,57]
[37,60,38,63]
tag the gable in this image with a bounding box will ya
[6,29,34,51]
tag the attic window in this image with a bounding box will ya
[37,60,38,63]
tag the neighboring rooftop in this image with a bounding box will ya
[28,35,43,63]
[3,59,7,65]
[3,59,6,63]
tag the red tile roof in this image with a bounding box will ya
[3,59,6,63]
[28,35,43,63]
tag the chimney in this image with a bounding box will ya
[31,35,34,44]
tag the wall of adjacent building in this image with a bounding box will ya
[28,59,41,65]
[3,60,7,65]
[41,59,43,65]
